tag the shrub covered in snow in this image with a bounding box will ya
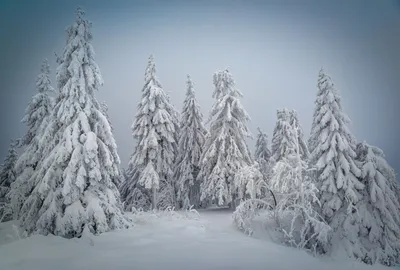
[234,121,331,255]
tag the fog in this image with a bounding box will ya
[1,0,399,175]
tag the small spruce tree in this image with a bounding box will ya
[0,141,19,221]
[254,127,271,162]
[8,59,54,218]
[174,75,207,209]
[0,141,18,200]
[271,109,296,163]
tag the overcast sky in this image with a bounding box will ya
[0,0,399,176]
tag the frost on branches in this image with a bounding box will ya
[271,109,296,163]
[272,162,331,254]
[340,142,400,266]
[0,141,18,200]
[233,161,273,235]
[254,128,272,180]
[271,123,330,254]
[289,110,309,160]
[16,8,130,237]
[100,101,113,131]
[119,169,151,211]
[254,128,271,162]
[271,109,308,163]
[270,110,309,193]
[120,167,151,212]
[174,75,207,209]
[198,69,252,208]
[120,55,178,211]
[308,69,363,245]
[234,123,331,254]
[269,151,298,194]
[0,141,19,222]
[7,59,54,218]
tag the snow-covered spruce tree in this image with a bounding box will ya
[16,8,130,237]
[198,69,252,208]
[271,109,296,163]
[341,142,400,266]
[120,163,152,212]
[271,124,331,254]
[0,140,18,221]
[121,55,178,210]
[289,110,309,160]
[0,141,18,200]
[269,133,298,194]
[254,127,271,162]
[252,128,272,195]
[118,167,128,189]
[21,59,55,148]
[234,123,331,254]
[271,109,309,163]
[308,69,364,247]
[7,59,55,218]
[174,75,207,209]
[234,162,268,202]
[233,162,271,234]
[99,101,127,189]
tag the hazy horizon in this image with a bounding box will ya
[1,0,399,176]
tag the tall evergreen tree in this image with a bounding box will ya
[343,142,400,266]
[0,141,18,200]
[16,8,130,237]
[8,59,55,217]
[120,55,178,210]
[254,127,271,162]
[198,69,252,207]
[174,75,207,209]
[308,69,363,241]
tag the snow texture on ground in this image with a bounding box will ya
[0,208,388,270]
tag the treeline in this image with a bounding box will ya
[0,8,399,267]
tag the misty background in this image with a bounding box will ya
[0,0,399,177]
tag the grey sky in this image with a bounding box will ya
[0,0,399,176]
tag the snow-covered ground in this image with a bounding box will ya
[0,208,387,270]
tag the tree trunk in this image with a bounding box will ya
[230,193,237,210]
[152,184,157,210]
